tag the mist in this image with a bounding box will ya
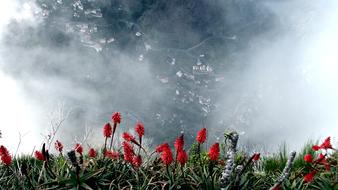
[0,0,337,154]
[211,0,338,151]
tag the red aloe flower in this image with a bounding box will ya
[132,155,142,167]
[156,143,173,166]
[304,170,316,183]
[112,112,121,124]
[122,132,141,147]
[1,154,12,166]
[55,140,63,153]
[122,141,134,163]
[104,150,119,159]
[74,143,83,155]
[304,154,313,163]
[156,143,170,153]
[312,145,320,151]
[160,148,173,166]
[208,143,220,161]
[135,122,144,138]
[316,153,330,171]
[103,123,112,138]
[320,137,332,149]
[0,146,12,166]
[312,137,333,151]
[196,128,207,144]
[122,132,136,142]
[253,153,260,161]
[177,149,188,166]
[174,134,184,151]
[88,148,97,158]
[316,153,326,164]
[0,145,9,157]
[35,151,45,161]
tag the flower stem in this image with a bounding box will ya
[103,137,107,154]
[109,123,117,151]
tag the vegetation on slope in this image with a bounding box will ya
[0,112,337,189]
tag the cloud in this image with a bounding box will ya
[0,0,337,154]
[212,0,338,152]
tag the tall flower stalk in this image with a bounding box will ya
[174,133,185,170]
[196,128,207,161]
[103,123,112,153]
[109,112,121,151]
[135,122,144,154]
